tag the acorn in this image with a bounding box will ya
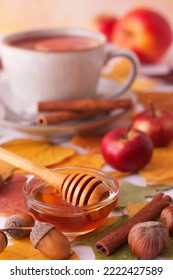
[30,222,71,260]
[0,231,8,253]
[4,213,35,239]
[128,221,169,259]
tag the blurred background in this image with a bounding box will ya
[0,0,173,81]
[0,0,172,34]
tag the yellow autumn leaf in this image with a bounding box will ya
[0,161,14,181]
[101,57,157,92]
[109,171,131,178]
[0,236,79,260]
[102,57,131,81]
[0,138,75,175]
[0,237,47,260]
[51,153,105,170]
[140,143,173,183]
[71,135,102,153]
[126,201,148,217]
[132,78,157,92]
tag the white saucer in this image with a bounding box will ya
[0,76,136,137]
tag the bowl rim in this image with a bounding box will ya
[23,166,119,215]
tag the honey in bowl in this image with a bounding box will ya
[23,167,119,237]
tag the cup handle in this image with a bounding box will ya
[103,48,139,98]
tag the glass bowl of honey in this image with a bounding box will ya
[23,166,119,237]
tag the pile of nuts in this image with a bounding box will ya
[128,205,173,259]
[0,212,71,260]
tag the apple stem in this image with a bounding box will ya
[150,101,156,117]
[123,123,132,139]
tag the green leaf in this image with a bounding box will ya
[119,181,173,208]
[161,236,173,259]
[72,215,137,260]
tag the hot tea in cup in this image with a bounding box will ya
[11,34,100,51]
[1,28,138,116]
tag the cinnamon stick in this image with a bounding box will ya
[38,98,133,112]
[36,110,97,125]
[95,193,172,256]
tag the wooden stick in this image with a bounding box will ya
[0,147,110,205]
[38,98,133,112]
[0,147,63,189]
[95,193,172,256]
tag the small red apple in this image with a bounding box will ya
[112,8,172,63]
[101,127,153,172]
[131,106,173,147]
[94,14,118,41]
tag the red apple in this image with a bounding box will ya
[94,14,118,41]
[131,107,173,147]
[101,127,153,172]
[112,8,172,63]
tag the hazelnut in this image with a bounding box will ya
[128,221,168,259]
[0,231,8,253]
[160,205,173,235]
[4,213,35,239]
[30,222,71,260]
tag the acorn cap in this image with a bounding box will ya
[30,221,55,248]
[4,214,27,239]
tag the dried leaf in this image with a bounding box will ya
[0,138,75,174]
[0,237,47,260]
[126,201,148,217]
[0,236,79,260]
[71,135,102,153]
[136,91,173,112]
[140,144,173,184]
[102,57,131,81]
[119,181,173,208]
[102,58,157,92]
[162,237,173,259]
[0,161,14,182]
[109,171,131,178]
[132,78,157,92]
[0,174,28,215]
[51,153,105,170]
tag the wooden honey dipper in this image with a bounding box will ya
[0,147,110,206]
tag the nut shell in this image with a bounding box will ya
[0,231,8,253]
[4,213,35,239]
[30,221,54,248]
[30,222,71,260]
[160,206,173,235]
[128,221,168,259]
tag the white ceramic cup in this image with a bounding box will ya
[1,28,139,117]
